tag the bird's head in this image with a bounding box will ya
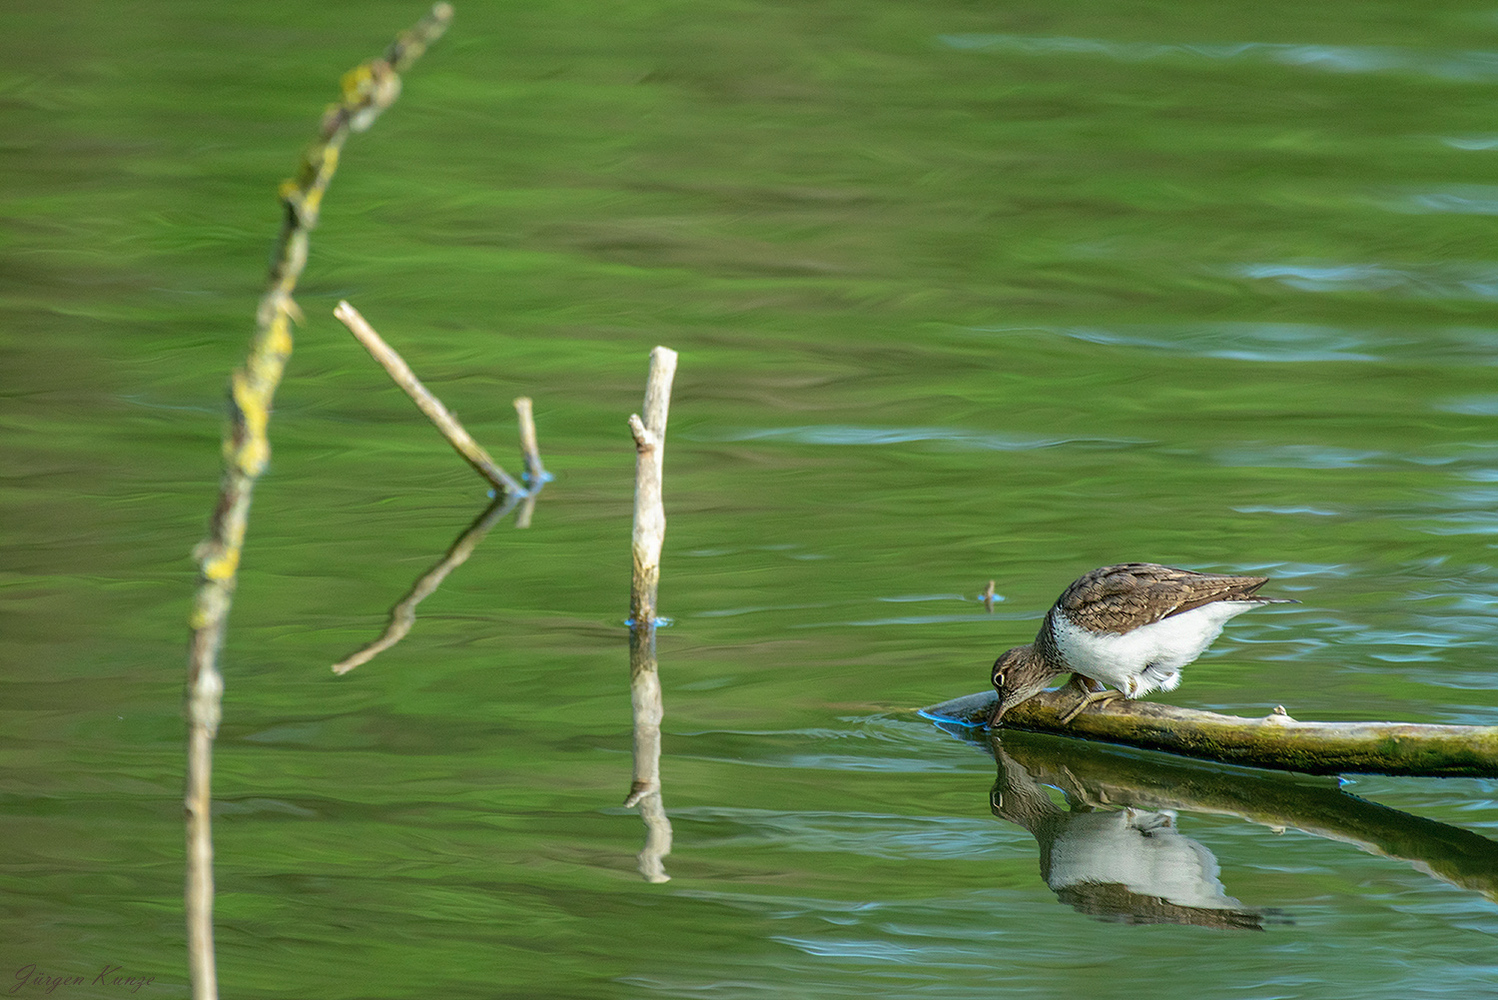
[987,645,1057,728]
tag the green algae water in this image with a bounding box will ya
[3,1,1498,997]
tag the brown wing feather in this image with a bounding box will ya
[1054,562,1274,634]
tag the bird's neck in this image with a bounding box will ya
[1033,614,1066,670]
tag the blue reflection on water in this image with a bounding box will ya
[939,33,1498,82]
[1239,261,1498,300]
[696,425,1141,450]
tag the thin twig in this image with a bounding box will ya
[513,396,547,528]
[334,300,524,497]
[981,580,996,614]
[514,396,547,487]
[184,7,452,999]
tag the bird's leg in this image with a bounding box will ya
[1057,674,1124,724]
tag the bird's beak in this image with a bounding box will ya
[986,694,1008,729]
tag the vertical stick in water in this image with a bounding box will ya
[514,396,548,529]
[627,347,676,630]
[514,396,547,489]
[182,7,452,997]
[624,346,678,882]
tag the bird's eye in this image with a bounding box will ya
[992,669,1005,685]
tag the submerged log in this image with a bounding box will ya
[921,689,1498,778]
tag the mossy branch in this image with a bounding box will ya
[922,689,1498,778]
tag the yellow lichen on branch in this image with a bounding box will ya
[922,689,1498,778]
[183,8,453,1000]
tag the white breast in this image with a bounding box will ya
[1049,601,1261,697]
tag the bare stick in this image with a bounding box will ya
[514,396,547,488]
[628,347,678,631]
[332,494,518,674]
[981,580,996,614]
[624,346,678,881]
[334,300,524,497]
[184,7,452,999]
[513,396,547,529]
[922,689,1498,778]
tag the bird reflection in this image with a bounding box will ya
[991,747,1266,929]
[958,724,1498,923]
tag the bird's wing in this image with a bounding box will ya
[1055,563,1271,633]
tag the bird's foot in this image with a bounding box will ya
[1057,686,1125,724]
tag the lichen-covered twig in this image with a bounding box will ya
[183,8,452,999]
[333,300,525,496]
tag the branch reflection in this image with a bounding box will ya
[990,741,1266,929]
[623,618,672,883]
[967,727,1498,924]
[331,494,520,674]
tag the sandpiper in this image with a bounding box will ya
[987,563,1295,728]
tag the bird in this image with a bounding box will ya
[987,563,1295,728]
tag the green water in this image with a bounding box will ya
[4,1,1498,996]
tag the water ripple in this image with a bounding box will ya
[1233,504,1343,517]
[1053,322,1383,362]
[1213,443,1386,469]
[1239,261,1498,301]
[1440,135,1498,151]
[1439,396,1498,416]
[697,425,1141,450]
[1392,185,1498,215]
[994,322,1498,366]
[939,33,1498,82]
[672,807,1009,861]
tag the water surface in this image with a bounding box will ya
[3,1,1497,997]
